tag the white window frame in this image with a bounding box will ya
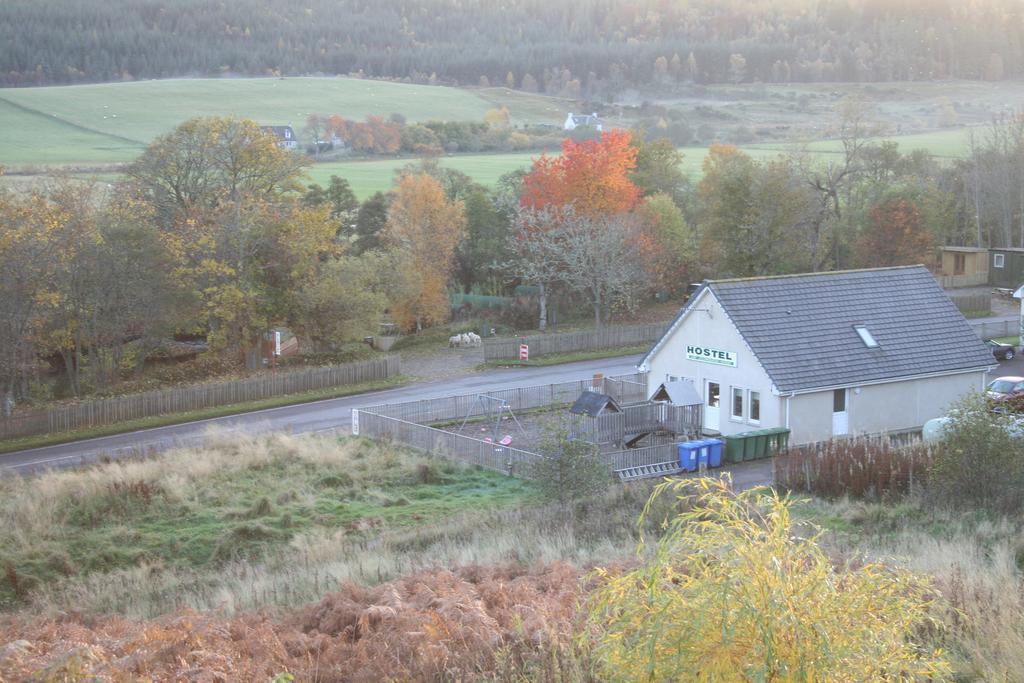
[730,386,744,421]
[994,253,1005,268]
[748,390,761,425]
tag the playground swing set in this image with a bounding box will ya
[456,395,526,447]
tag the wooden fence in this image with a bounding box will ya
[935,273,988,289]
[575,403,702,447]
[948,293,991,314]
[356,411,692,479]
[0,356,401,441]
[354,371,707,478]
[601,442,687,472]
[968,318,1018,339]
[482,323,669,361]
[358,372,649,425]
[355,411,543,477]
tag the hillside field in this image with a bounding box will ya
[0,77,565,167]
[0,75,987,197]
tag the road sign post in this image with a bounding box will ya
[519,343,529,361]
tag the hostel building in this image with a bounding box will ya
[639,266,995,445]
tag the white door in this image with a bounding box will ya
[832,389,849,436]
[704,381,720,432]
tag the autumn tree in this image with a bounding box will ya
[294,252,389,351]
[127,116,307,219]
[629,131,689,206]
[0,186,64,412]
[555,210,645,326]
[508,207,565,331]
[455,187,511,292]
[303,175,359,239]
[796,96,882,268]
[521,129,640,215]
[587,478,948,680]
[352,191,390,254]
[127,117,329,360]
[383,173,466,331]
[304,114,326,156]
[636,193,695,297]
[699,146,817,277]
[509,206,643,328]
[853,198,935,268]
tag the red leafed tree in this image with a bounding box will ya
[521,129,640,215]
[853,198,935,268]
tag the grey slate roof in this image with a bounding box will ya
[569,391,621,417]
[645,266,995,393]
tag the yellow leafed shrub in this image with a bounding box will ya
[585,477,950,682]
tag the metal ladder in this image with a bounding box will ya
[615,460,684,481]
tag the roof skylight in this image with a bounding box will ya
[854,325,879,348]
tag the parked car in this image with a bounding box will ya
[986,375,1024,400]
[985,339,1017,360]
[923,413,1024,442]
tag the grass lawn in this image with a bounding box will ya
[0,433,537,611]
[0,375,407,455]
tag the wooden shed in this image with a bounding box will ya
[569,391,621,417]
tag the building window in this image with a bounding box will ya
[854,325,879,348]
[953,252,966,275]
[749,390,761,423]
[707,382,720,408]
[731,387,744,420]
[994,253,1005,269]
[833,388,847,413]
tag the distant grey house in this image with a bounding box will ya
[260,125,299,150]
[639,266,995,444]
[563,112,602,131]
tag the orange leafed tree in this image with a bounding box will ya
[384,173,466,331]
[854,198,935,268]
[521,129,640,215]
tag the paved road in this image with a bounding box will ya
[0,354,644,474]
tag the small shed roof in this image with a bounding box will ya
[650,380,702,405]
[569,391,621,417]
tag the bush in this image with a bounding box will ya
[928,392,1024,513]
[774,438,933,500]
[531,428,609,505]
[586,477,950,681]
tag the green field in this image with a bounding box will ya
[305,128,974,198]
[0,76,979,198]
[0,77,562,167]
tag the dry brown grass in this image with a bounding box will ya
[0,563,594,682]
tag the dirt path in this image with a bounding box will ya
[398,344,486,382]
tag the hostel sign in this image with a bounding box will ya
[685,344,737,367]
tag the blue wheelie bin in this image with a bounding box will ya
[678,441,700,472]
[705,438,724,468]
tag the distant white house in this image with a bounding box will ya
[564,112,602,131]
[260,125,299,150]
